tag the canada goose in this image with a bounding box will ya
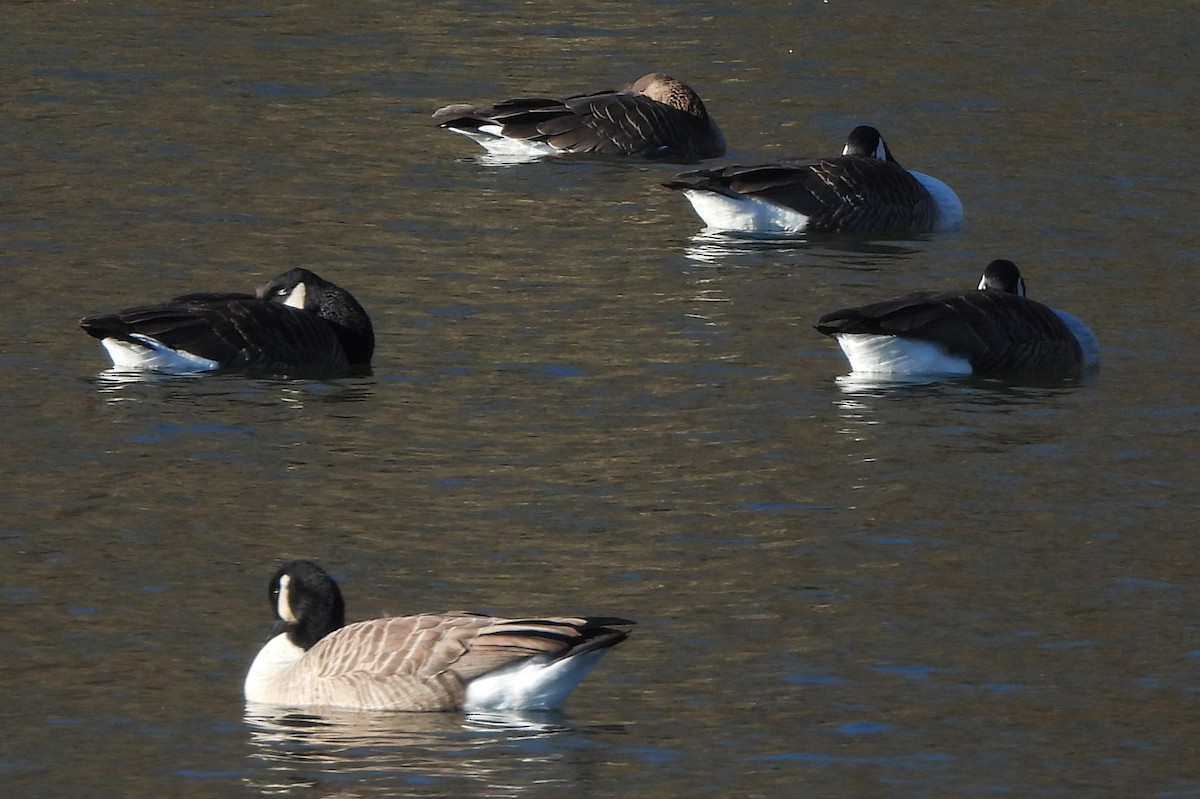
[814,259,1099,376]
[79,268,374,375]
[244,560,634,712]
[663,125,963,234]
[433,72,725,161]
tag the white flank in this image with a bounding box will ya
[910,171,964,231]
[447,126,560,160]
[99,335,221,373]
[1054,309,1101,368]
[835,333,972,375]
[680,189,811,234]
[244,633,307,704]
[463,649,610,712]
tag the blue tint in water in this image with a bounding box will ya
[873,664,937,680]
[785,672,849,685]
[835,720,893,736]
[1116,577,1175,590]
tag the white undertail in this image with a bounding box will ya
[834,334,972,375]
[99,335,221,372]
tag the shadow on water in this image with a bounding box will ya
[243,704,623,796]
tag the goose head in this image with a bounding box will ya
[977,258,1027,296]
[270,560,346,650]
[628,72,710,119]
[842,125,896,162]
[256,269,375,366]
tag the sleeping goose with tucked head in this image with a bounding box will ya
[79,268,374,376]
[244,560,634,712]
[664,125,962,234]
[433,72,725,162]
[814,259,1099,377]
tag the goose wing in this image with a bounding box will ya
[555,90,715,157]
[80,297,351,373]
[300,614,631,711]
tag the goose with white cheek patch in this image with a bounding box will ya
[664,125,963,234]
[433,72,725,162]
[244,560,634,712]
[79,268,374,376]
[814,259,1099,377]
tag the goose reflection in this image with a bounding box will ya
[832,370,1095,395]
[244,703,601,795]
[682,229,921,266]
[91,370,375,408]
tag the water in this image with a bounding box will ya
[3,1,1199,797]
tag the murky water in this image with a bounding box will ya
[3,1,1199,797]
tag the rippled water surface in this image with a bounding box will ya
[3,1,1199,797]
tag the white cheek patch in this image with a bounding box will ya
[283,282,308,310]
[277,574,298,622]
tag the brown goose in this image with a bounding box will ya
[79,268,373,376]
[244,560,634,712]
[433,72,724,162]
[664,125,963,234]
[814,259,1099,377]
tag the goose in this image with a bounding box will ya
[663,125,963,234]
[814,259,1099,377]
[79,268,374,375]
[244,560,634,712]
[432,72,725,161]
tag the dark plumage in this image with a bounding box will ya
[433,72,724,161]
[664,125,963,233]
[79,268,374,375]
[815,259,1099,377]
